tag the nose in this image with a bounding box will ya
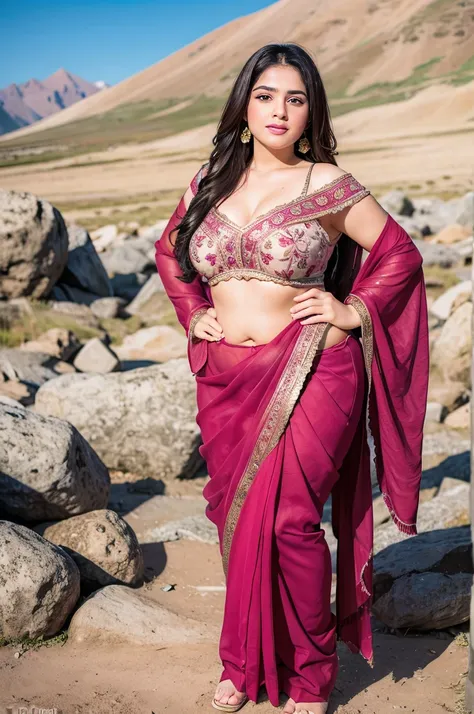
[273,98,288,120]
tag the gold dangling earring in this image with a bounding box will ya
[298,131,311,154]
[240,124,252,143]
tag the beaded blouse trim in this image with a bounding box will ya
[207,268,325,288]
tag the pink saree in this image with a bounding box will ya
[155,178,429,706]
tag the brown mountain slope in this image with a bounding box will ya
[2,0,473,144]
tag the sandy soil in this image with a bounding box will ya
[0,480,468,714]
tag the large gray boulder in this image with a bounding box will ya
[374,481,469,553]
[37,509,143,589]
[430,281,472,321]
[448,191,474,228]
[379,190,415,217]
[373,526,471,630]
[125,274,164,316]
[0,521,80,639]
[0,190,68,299]
[101,243,152,277]
[35,360,202,479]
[0,348,75,387]
[431,302,472,385]
[0,405,110,522]
[412,239,462,268]
[68,584,217,646]
[57,224,113,299]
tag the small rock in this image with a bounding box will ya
[149,514,219,544]
[114,325,187,363]
[373,526,471,630]
[429,224,472,246]
[444,402,470,430]
[19,328,81,361]
[38,509,143,588]
[90,297,127,320]
[73,338,120,373]
[125,275,165,316]
[90,224,118,253]
[424,402,444,424]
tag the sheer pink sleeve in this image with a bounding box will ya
[154,164,212,375]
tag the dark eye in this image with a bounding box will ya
[255,94,304,105]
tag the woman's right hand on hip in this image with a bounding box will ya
[194,307,225,341]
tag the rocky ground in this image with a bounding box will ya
[0,182,473,713]
[0,514,470,714]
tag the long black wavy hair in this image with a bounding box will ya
[172,42,361,302]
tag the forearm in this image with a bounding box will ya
[344,303,362,329]
[154,196,211,336]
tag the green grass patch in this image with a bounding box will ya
[0,631,68,653]
[0,94,225,162]
[423,264,464,293]
[0,300,161,348]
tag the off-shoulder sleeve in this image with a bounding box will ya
[190,162,210,196]
[315,172,370,215]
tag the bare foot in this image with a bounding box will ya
[214,678,246,707]
[283,696,328,714]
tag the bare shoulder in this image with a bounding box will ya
[309,163,351,193]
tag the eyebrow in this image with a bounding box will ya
[252,84,307,97]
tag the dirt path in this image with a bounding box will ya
[0,535,468,714]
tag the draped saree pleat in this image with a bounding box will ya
[196,320,368,704]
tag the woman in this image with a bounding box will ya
[155,43,429,714]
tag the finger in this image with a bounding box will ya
[291,306,324,319]
[290,297,324,313]
[292,288,325,302]
[204,326,225,340]
[300,315,326,325]
[195,329,223,342]
[205,316,224,333]
[207,307,217,316]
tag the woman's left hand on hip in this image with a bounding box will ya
[289,287,361,329]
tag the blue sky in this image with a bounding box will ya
[1,0,275,89]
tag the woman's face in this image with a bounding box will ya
[245,65,310,151]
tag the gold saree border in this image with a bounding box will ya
[344,294,373,393]
[222,321,331,576]
[188,306,209,343]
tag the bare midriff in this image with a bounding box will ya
[210,278,350,348]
